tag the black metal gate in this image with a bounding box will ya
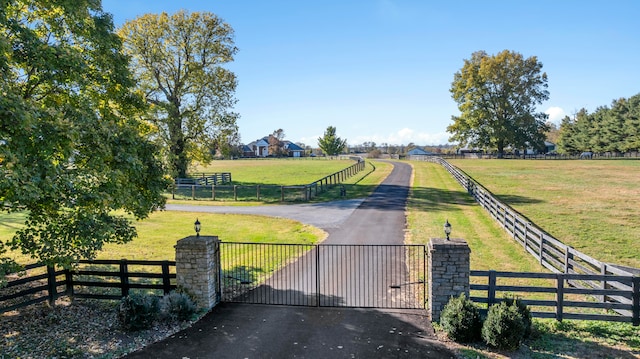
[220,243,426,309]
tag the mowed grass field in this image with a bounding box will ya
[406,161,544,272]
[192,158,356,185]
[448,159,640,269]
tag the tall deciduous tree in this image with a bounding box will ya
[318,126,347,156]
[118,10,239,178]
[0,0,168,279]
[268,129,286,157]
[448,50,549,157]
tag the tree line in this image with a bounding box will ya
[556,94,640,154]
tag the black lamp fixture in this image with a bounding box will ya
[194,218,201,237]
[444,219,452,240]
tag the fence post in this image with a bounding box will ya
[523,222,529,250]
[428,238,470,322]
[64,268,74,298]
[119,259,129,298]
[281,186,285,202]
[47,265,57,306]
[191,185,195,200]
[486,270,497,308]
[556,274,564,322]
[257,185,261,201]
[539,232,545,265]
[600,264,608,303]
[162,260,171,295]
[212,185,216,201]
[564,246,570,274]
[234,185,238,201]
[633,276,640,326]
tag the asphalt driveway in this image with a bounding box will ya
[126,161,456,358]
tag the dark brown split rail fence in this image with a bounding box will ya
[171,158,366,202]
[0,260,176,314]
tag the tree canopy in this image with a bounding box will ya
[0,0,168,278]
[317,126,347,156]
[118,10,239,178]
[557,94,640,154]
[448,50,549,156]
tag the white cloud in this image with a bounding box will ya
[545,106,566,123]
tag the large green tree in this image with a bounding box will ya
[118,11,239,178]
[448,50,550,157]
[317,126,347,156]
[0,0,168,278]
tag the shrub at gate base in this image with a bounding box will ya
[439,293,482,342]
[118,293,160,331]
[502,295,532,338]
[482,301,527,350]
[162,290,197,321]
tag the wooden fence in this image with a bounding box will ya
[171,159,366,202]
[420,156,638,315]
[0,260,176,313]
[175,172,232,186]
[471,270,640,325]
[410,152,640,161]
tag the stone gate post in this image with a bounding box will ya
[175,235,220,309]
[428,238,471,322]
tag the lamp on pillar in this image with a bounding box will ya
[444,219,452,240]
[194,218,201,237]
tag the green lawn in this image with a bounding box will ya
[192,158,357,185]
[448,159,640,268]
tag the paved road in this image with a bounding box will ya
[126,161,456,358]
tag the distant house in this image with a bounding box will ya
[243,137,305,158]
[283,141,304,157]
[544,141,556,154]
[240,145,254,158]
[244,138,269,157]
[407,148,434,156]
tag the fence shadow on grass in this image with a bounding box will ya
[527,320,640,358]
[408,186,543,213]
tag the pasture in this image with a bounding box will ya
[407,160,640,358]
[448,159,640,269]
[191,158,356,185]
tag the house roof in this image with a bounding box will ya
[408,148,433,155]
[284,141,304,151]
[255,138,269,146]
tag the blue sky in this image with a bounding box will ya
[102,0,640,147]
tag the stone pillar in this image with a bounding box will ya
[428,238,471,323]
[175,235,220,309]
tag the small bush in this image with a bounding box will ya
[482,301,526,350]
[502,295,532,338]
[439,293,482,342]
[162,291,197,321]
[118,293,160,331]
